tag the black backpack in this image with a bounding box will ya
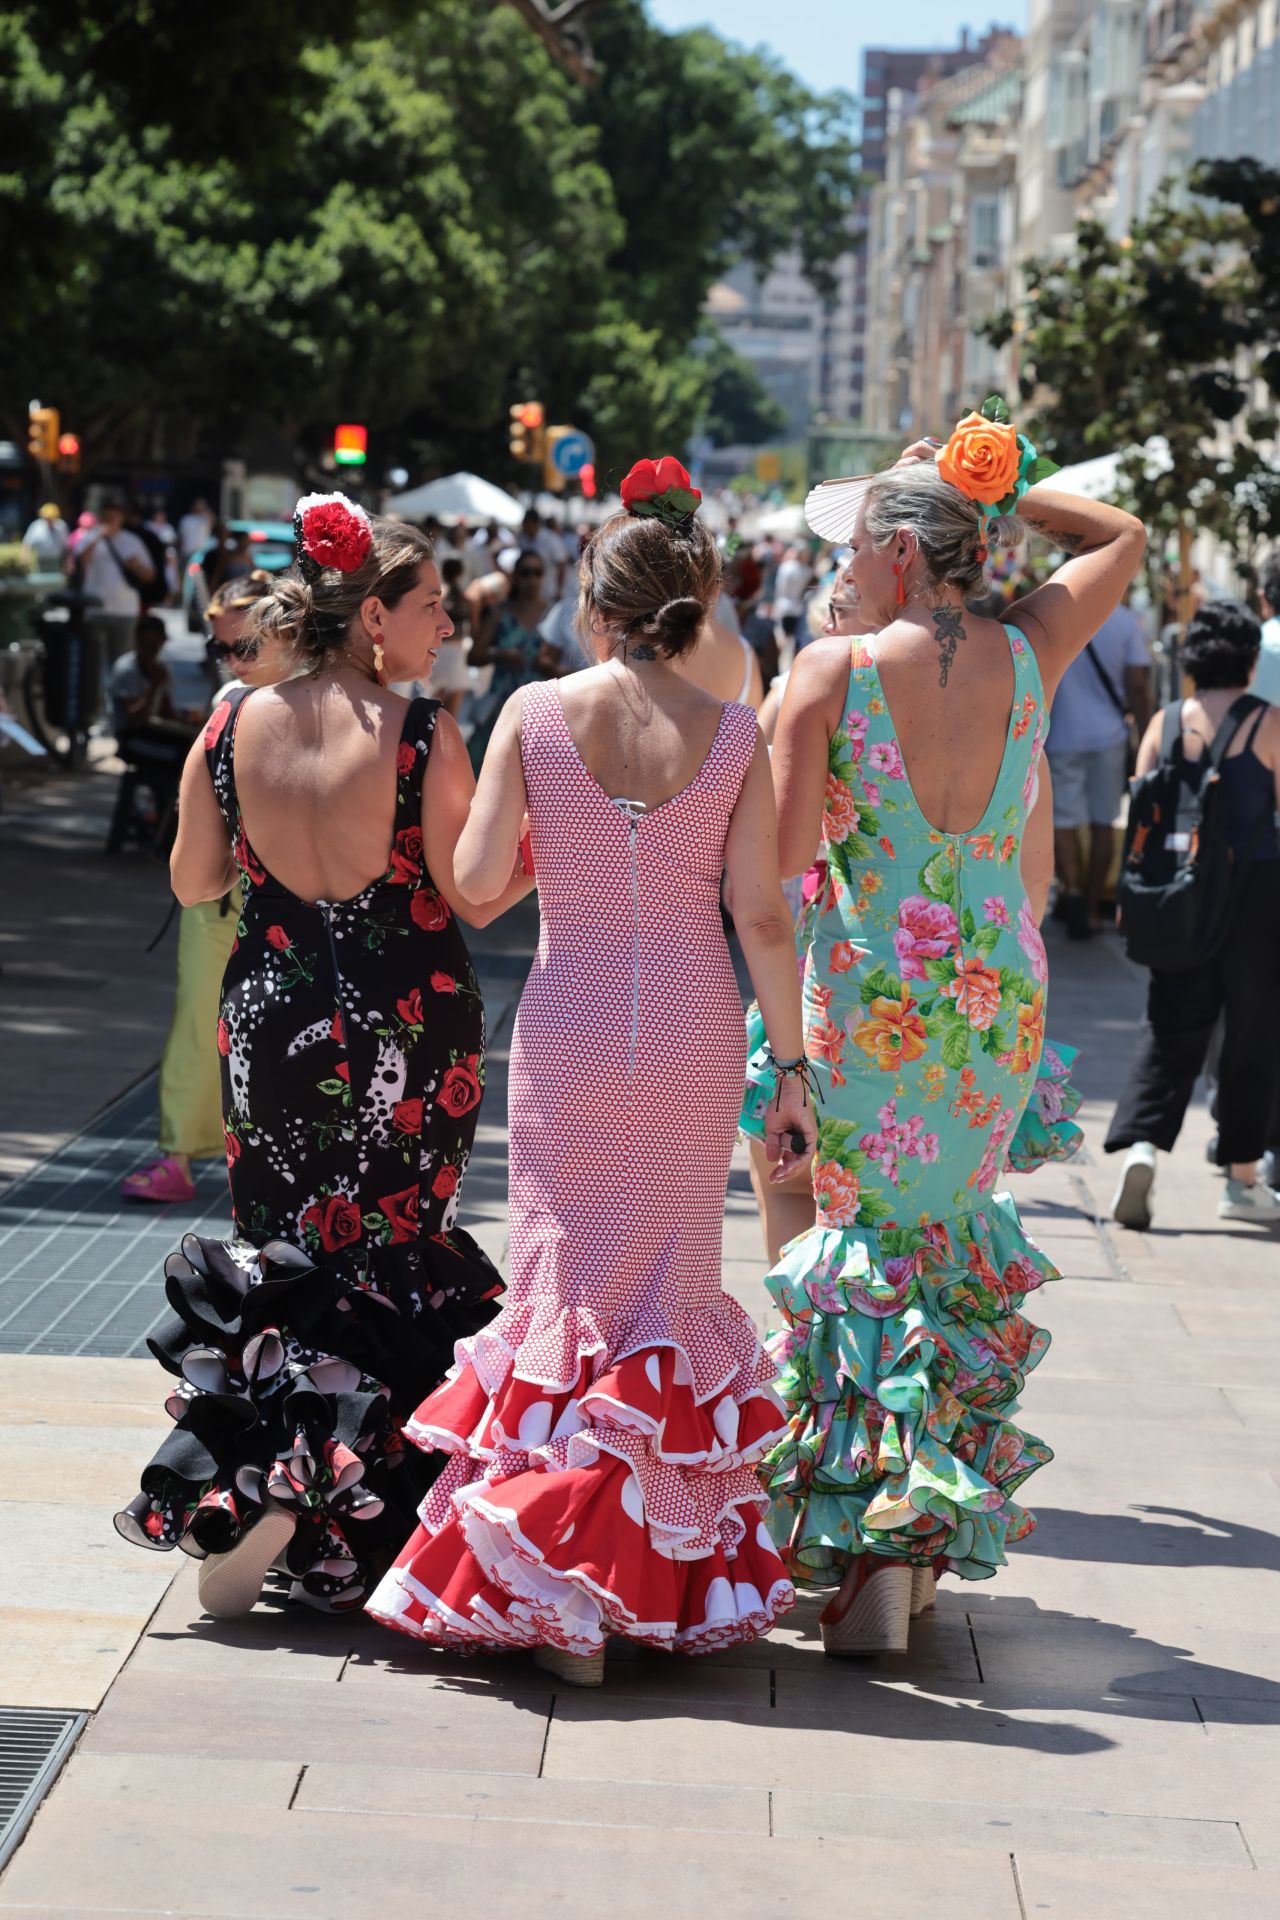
[132,523,170,606]
[1117,693,1266,972]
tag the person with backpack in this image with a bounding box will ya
[1045,596,1153,939]
[1108,601,1280,1228]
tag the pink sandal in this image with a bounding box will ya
[120,1155,196,1204]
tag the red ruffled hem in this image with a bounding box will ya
[367,1453,793,1655]
[368,1310,796,1653]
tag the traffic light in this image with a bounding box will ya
[334,423,367,467]
[27,405,59,463]
[57,432,81,474]
[509,401,545,464]
[579,462,596,500]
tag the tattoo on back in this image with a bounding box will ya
[627,641,658,661]
[930,606,965,687]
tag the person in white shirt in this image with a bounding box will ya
[1256,551,1280,707]
[77,500,158,695]
[772,544,813,644]
[1045,598,1153,936]
[518,508,566,597]
[178,498,215,563]
[23,503,69,567]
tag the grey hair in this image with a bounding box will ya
[862,461,1020,597]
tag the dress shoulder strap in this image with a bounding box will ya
[1002,622,1045,706]
[716,698,759,810]
[393,696,441,831]
[202,685,253,834]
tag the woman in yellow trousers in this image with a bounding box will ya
[121,574,288,1203]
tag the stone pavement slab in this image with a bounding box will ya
[2,811,1279,1914]
[0,1357,172,1710]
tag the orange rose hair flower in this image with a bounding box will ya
[937,412,1021,507]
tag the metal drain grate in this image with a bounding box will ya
[0,1708,86,1871]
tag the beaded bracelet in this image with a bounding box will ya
[764,1049,820,1109]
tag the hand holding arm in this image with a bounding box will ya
[421,704,535,927]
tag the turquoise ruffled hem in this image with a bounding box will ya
[762,1190,1056,1586]
[1005,1038,1084,1175]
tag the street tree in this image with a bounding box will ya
[1,0,861,483]
[979,159,1280,610]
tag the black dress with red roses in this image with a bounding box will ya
[114,689,502,1611]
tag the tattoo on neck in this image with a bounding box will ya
[628,642,658,661]
[930,606,965,687]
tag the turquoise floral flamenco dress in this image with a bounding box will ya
[764,627,1060,1588]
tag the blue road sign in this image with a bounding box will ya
[551,429,594,477]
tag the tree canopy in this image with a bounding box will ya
[980,159,1280,584]
[1,0,860,484]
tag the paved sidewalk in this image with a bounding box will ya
[1,766,1278,1917]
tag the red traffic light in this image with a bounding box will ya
[334,423,368,466]
[579,461,596,499]
[57,433,80,459]
[514,402,545,431]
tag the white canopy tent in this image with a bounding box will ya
[382,472,525,527]
[1049,438,1171,500]
[744,501,810,540]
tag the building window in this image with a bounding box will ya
[970,197,1001,269]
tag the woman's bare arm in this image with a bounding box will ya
[1009,487,1147,700]
[421,706,534,926]
[771,637,848,878]
[170,732,235,906]
[725,731,817,1177]
[1021,761,1054,925]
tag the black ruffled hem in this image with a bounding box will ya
[114,1230,501,1607]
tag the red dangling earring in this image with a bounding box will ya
[892,561,906,608]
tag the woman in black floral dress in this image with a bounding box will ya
[115,497,533,1615]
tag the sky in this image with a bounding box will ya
[644,1,1028,96]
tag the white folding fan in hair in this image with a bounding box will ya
[804,474,872,545]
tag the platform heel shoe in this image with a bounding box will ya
[910,1565,937,1617]
[819,1559,913,1656]
[534,1644,606,1687]
[196,1498,297,1619]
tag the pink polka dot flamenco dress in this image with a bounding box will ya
[367,682,795,1673]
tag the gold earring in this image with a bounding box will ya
[373,639,385,676]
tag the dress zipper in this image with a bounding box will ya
[612,800,646,1077]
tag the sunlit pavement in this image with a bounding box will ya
[2,767,1279,1917]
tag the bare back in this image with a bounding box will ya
[669,620,763,710]
[231,671,410,903]
[556,663,731,811]
[863,610,1019,835]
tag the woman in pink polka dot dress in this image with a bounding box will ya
[367,460,816,1684]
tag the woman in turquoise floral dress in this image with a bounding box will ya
[766,431,1145,1654]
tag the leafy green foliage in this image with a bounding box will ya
[1,0,861,479]
[699,326,788,449]
[978,161,1280,573]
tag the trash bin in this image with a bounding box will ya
[37,591,102,735]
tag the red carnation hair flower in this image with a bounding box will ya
[294,492,373,573]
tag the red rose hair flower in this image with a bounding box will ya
[620,456,702,527]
